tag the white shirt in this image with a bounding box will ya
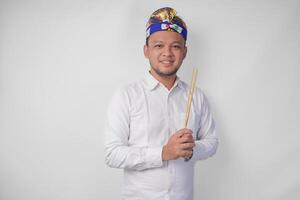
[104,73,218,200]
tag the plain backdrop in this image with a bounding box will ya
[1,0,300,199]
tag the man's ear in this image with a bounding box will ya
[144,44,149,59]
[183,46,187,60]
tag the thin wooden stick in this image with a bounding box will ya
[184,68,198,128]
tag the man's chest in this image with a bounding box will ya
[128,89,201,146]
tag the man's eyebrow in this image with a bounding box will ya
[152,41,183,44]
[171,41,185,45]
[172,41,183,44]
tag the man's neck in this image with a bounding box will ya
[149,70,177,90]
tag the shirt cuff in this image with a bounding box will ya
[145,146,163,167]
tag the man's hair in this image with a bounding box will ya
[145,7,187,45]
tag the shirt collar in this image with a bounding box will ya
[144,71,184,91]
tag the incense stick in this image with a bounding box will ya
[184,68,198,128]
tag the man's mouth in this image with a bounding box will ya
[160,60,174,64]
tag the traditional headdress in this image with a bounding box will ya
[146,7,188,41]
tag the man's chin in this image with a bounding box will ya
[156,69,178,77]
[150,65,180,77]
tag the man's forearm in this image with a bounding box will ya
[105,144,163,171]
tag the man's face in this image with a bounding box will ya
[144,31,187,78]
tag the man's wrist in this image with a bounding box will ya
[162,145,169,161]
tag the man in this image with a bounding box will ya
[105,7,218,200]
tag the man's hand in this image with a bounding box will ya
[162,128,195,161]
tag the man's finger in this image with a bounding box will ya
[176,129,193,137]
[181,142,195,150]
[180,150,193,158]
[180,135,194,143]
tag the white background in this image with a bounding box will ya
[1,0,299,199]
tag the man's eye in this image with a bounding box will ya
[154,44,162,48]
[173,45,181,49]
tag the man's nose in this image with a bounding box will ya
[162,46,173,57]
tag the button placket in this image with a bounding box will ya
[164,92,171,136]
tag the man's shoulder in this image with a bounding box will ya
[111,79,145,100]
[118,79,144,93]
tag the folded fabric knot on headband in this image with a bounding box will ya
[146,20,187,41]
[161,23,183,33]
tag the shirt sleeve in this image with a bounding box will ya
[104,88,163,171]
[191,92,219,162]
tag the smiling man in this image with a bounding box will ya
[105,7,218,200]
[144,30,186,90]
